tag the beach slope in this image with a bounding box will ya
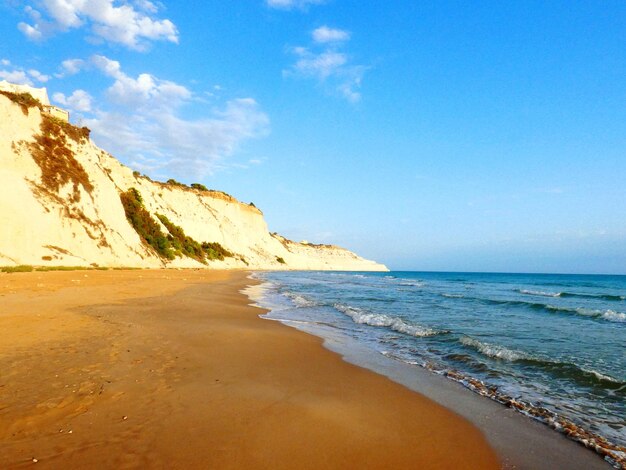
[0,270,498,469]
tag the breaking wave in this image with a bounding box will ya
[460,336,530,361]
[519,289,625,302]
[398,280,425,287]
[459,336,625,390]
[519,289,561,297]
[442,293,465,298]
[456,296,626,323]
[285,293,320,308]
[333,304,444,338]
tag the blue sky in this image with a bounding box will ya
[1,0,625,274]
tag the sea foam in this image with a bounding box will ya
[286,293,320,308]
[519,289,561,297]
[459,336,530,361]
[333,303,440,337]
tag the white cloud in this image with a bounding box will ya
[0,60,50,86]
[266,0,325,10]
[53,89,93,112]
[291,49,347,79]
[71,56,269,177]
[312,26,350,43]
[134,0,158,14]
[57,58,85,77]
[28,69,50,83]
[91,54,123,78]
[17,0,179,50]
[0,69,33,85]
[284,29,367,103]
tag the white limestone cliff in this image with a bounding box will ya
[0,92,387,271]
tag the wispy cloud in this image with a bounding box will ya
[17,0,178,51]
[0,59,50,86]
[536,187,565,195]
[284,26,366,102]
[266,0,325,11]
[312,26,350,43]
[52,55,269,178]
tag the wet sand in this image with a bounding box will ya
[0,269,499,469]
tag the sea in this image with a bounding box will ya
[247,271,626,464]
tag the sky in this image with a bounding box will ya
[1,0,625,274]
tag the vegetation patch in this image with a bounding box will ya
[156,214,206,263]
[156,215,234,262]
[27,114,93,200]
[201,241,233,261]
[1,265,34,273]
[191,183,208,191]
[166,179,186,187]
[120,188,175,260]
[51,116,90,143]
[276,256,286,264]
[120,188,234,263]
[0,91,42,115]
[35,265,109,272]
[0,265,128,274]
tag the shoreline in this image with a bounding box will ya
[245,274,616,470]
[0,269,498,469]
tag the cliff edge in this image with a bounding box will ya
[0,91,387,271]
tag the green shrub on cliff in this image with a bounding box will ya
[156,214,206,263]
[191,183,208,191]
[166,179,186,187]
[156,214,233,263]
[201,242,233,261]
[120,188,174,259]
[120,188,235,264]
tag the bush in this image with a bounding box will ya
[166,179,185,187]
[157,215,234,263]
[50,116,90,142]
[1,265,34,273]
[133,170,140,178]
[27,115,94,199]
[0,91,42,115]
[120,189,174,259]
[120,188,234,264]
[276,256,286,264]
[157,214,206,263]
[201,241,233,261]
[191,183,208,191]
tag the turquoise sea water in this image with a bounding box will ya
[250,271,625,456]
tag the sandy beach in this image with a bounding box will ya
[0,269,500,469]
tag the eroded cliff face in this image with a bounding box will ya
[0,93,387,271]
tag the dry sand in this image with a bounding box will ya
[0,270,499,469]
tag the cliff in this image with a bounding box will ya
[0,91,387,271]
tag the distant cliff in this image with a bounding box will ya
[0,91,387,271]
